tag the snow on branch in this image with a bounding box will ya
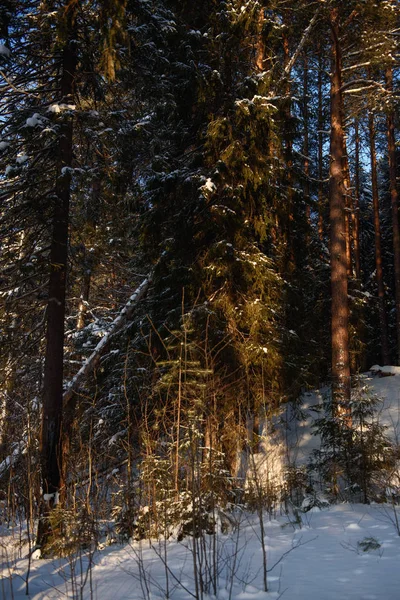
[278,4,324,87]
[341,78,387,94]
[63,275,152,405]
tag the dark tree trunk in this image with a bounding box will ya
[38,6,77,549]
[386,66,400,365]
[343,150,353,278]
[318,45,325,242]
[76,176,101,331]
[353,120,361,280]
[369,111,390,365]
[329,8,350,411]
[303,53,311,226]
[282,29,294,270]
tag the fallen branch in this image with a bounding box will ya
[278,4,324,86]
[63,275,152,405]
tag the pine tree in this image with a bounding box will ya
[328,5,351,411]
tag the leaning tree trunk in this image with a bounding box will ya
[386,66,400,365]
[329,8,350,413]
[38,6,77,550]
[61,275,151,484]
[369,110,390,365]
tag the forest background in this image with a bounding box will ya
[0,0,399,556]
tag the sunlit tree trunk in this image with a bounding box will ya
[329,8,350,411]
[256,7,265,71]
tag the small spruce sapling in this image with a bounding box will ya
[310,382,394,502]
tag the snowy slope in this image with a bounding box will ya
[2,369,400,600]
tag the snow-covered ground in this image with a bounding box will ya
[2,503,400,599]
[1,369,400,599]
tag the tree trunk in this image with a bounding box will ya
[303,53,311,226]
[0,355,15,451]
[386,66,400,365]
[38,6,77,549]
[76,270,91,331]
[282,29,294,270]
[369,111,390,365]
[76,176,101,331]
[329,8,350,411]
[343,150,353,278]
[353,120,361,280]
[318,45,325,242]
[256,7,265,71]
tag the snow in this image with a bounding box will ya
[2,370,400,599]
[43,492,60,506]
[2,504,399,599]
[204,178,216,192]
[25,114,42,127]
[48,103,76,113]
[0,43,10,57]
[0,141,9,151]
[200,178,217,194]
[61,166,73,176]
[48,104,62,113]
[370,364,400,376]
[16,154,28,164]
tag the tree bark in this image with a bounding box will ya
[303,53,311,226]
[76,176,101,331]
[318,45,325,242]
[353,120,361,280]
[38,5,78,548]
[343,150,353,278]
[329,8,350,411]
[282,28,294,270]
[369,111,390,365]
[256,7,265,71]
[386,65,400,365]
